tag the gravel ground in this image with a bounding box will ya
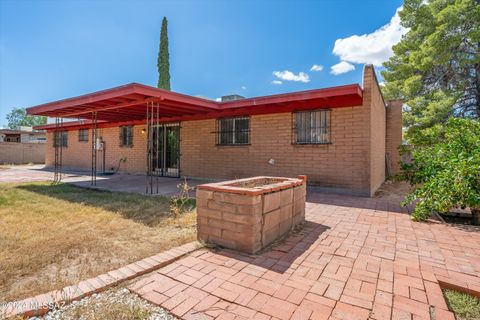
[30,288,177,320]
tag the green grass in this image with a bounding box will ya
[443,289,480,320]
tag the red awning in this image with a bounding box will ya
[29,82,363,130]
[27,83,219,121]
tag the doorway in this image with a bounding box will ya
[152,123,180,177]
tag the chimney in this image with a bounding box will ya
[221,94,245,102]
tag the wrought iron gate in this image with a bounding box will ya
[153,123,180,178]
[145,101,180,194]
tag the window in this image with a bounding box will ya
[53,131,68,147]
[217,116,250,145]
[78,129,89,142]
[294,110,330,144]
[119,126,133,147]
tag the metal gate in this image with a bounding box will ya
[153,123,180,178]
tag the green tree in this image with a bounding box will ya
[401,118,480,224]
[6,107,47,129]
[382,0,480,143]
[157,16,171,90]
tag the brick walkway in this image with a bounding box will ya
[130,194,480,320]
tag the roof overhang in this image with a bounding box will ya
[29,83,363,131]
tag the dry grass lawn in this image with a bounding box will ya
[0,182,196,302]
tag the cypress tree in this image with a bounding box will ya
[157,17,171,90]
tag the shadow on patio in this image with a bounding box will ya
[27,165,205,196]
[203,220,330,274]
[306,190,412,214]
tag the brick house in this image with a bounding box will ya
[29,65,402,196]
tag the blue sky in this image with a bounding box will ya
[0,0,404,126]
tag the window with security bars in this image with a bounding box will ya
[119,126,133,147]
[78,129,89,142]
[216,116,250,145]
[293,110,331,144]
[53,131,68,147]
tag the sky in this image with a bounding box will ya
[0,0,405,127]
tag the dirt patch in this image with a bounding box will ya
[227,178,287,188]
[374,180,412,201]
[0,182,196,302]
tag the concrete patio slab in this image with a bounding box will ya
[0,165,205,196]
[130,194,480,320]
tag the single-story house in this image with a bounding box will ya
[28,65,402,196]
[0,128,46,143]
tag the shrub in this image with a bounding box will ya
[170,179,195,217]
[401,118,480,224]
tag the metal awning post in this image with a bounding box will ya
[145,102,150,194]
[156,102,160,193]
[53,117,60,183]
[91,111,97,186]
[149,101,154,194]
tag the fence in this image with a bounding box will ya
[0,142,45,164]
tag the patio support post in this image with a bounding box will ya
[150,102,154,194]
[145,102,151,194]
[144,101,162,194]
[156,102,160,193]
[91,111,98,186]
[53,117,63,183]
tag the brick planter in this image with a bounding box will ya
[196,175,306,254]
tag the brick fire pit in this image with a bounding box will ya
[196,176,306,254]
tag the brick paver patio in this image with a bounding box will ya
[130,194,480,320]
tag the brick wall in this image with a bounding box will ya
[45,125,147,173]
[43,67,396,196]
[386,100,403,175]
[363,65,386,195]
[180,108,372,195]
[181,66,386,196]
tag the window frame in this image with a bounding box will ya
[216,116,250,146]
[78,129,89,142]
[292,109,331,145]
[53,130,68,148]
[119,125,134,148]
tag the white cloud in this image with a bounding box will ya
[273,70,310,83]
[330,61,355,75]
[215,97,221,102]
[332,7,407,66]
[272,80,283,85]
[310,64,324,72]
[241,86,246,90]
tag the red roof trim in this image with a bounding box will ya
[27,83,219,115]
[30,82,363,130]
[219,84,363,109]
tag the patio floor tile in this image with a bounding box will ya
[130,193,480,319]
